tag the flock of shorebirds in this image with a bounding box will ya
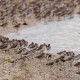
[0,36,80,74]
[0,36,51,56]
[0,0,80,28]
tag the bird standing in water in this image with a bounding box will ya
[46,44,51,54]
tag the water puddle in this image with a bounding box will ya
[6,15,80,54]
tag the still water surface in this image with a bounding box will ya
[6,15,80,54]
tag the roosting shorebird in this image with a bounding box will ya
[16,48,23,54]
[64,56,74,67]
[46,53,65,66]
[9,40,18,49]
[0,20,8,29]
[74,61,80,74]
[66,51,75,65]
[35,52,44,58]
[66,51,75,57]
[0,42,10,53]
[0,36,9,42]
[33,43,38,50]
[34,44,47,58]
[46,44,51,53]
[57,50,66,55]
[0,42,8,49]
[20,39,28,48]
[28,42,34,49]
[28,42,38,50]
[36,43,46,53]
[16,48,28,55]
[61,51,75,67]
[13,22,20,33]
[56,54,65,62]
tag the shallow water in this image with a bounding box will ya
[6,15,80,54]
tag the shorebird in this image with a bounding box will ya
[21,48,29,55]
[0,36,9,42]
[57,54,65,62]
[0,42,7,49]
[57,50,66,55]
[63,51,75,67]
[22,39,28,47]
[74,54,80,61]
[32,43,38,50]
[9,40,18,49]
[15,48,23,54]
[46,53,65,65]
[18,39,28,48]
[13,22,20,33]
[55,54,66,66]
[34,43,47,59]
[17,40,24,48]
[28,43,38,54]
[46,44,51,53]
[74,61,80,74]
[0,20,8,28]
[64,56,74,67]
[36,43,46,53]
[0,42,10,53]
[35,52,44,58]
[28,42,35,50]
[66,51,75,57]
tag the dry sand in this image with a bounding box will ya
[0,49,79,80]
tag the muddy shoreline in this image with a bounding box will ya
[0,36,80,80]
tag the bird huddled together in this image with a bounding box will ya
[0,36,51,56]
[0,36,80,74]
[0,0,80,28]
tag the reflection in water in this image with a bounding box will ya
[6,15,80,54]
